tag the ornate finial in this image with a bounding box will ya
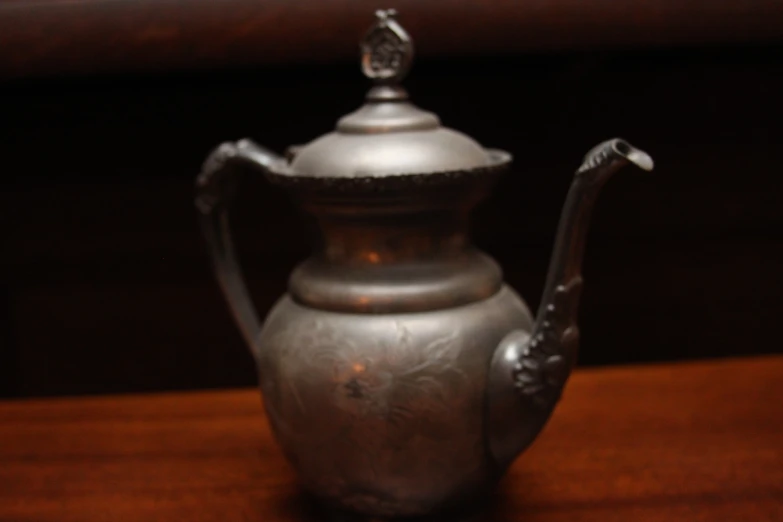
[360,9,414,84]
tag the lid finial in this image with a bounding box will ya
[360,9,414,85]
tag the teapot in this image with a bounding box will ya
[195,9,653,520]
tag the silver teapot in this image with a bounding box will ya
[195,9,653,519]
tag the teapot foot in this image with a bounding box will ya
[310,495,496,522]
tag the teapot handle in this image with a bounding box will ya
[194,139,284,352]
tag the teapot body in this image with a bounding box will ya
[256,284,532,517]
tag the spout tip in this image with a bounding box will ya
[613,139,654,172]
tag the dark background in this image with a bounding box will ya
[2,1,782,399]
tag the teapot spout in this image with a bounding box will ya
[486,138,653,469]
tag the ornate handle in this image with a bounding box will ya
[195,139,283,353]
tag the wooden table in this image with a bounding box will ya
[1,356,781,521]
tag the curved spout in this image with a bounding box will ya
[486,138,653,469]
[539,138,653,312]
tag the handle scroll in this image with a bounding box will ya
[195,139,283,352]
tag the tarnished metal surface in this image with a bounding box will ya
[257,286,531,516]
[266,10,498,179]
[487,139,654,468]
[195,11,654,520]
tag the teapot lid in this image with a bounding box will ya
[270,9,510,179]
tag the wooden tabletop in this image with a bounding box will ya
[1,355,781,521]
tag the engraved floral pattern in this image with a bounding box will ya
[256,306,488,515]
[266,318,471,431]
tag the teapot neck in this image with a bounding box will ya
[315,210,470,265]
[284,178,504,314]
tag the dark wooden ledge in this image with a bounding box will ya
[1,0,783,79]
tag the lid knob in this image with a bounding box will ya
[280,8,507,179]
[360,9,414,85]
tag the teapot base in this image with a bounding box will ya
[307,486,496,522]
